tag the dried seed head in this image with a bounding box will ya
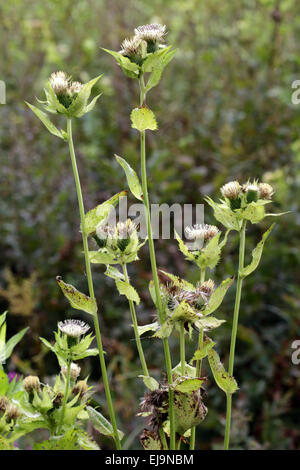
[258,182,274,200]
[61,362,81,380]
[0,396,9,412]
[58,319,90,338]
[120,36,143,58]
[140,386,169,430]
[50,71,69,96]
[69,81,83,95]
[22,376,40,394]
[134,24,167,43]
[72,380,88,398]
[221,181,241,199]
[185,224,219,242]
[6,404,20,422]
[199,279,215,297]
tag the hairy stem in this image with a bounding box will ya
[67,119,121,450]
[139,78,176,450]
[57,360,71,434]
[189,268,206,449]
[122,263,149,377]
[224,219,247,450]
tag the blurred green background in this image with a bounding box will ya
[1,0,300,450]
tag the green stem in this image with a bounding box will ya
[159,427,169,450]
[57,360,71,434]
[224,219,247,450]
[190,268,206,450]
[122,263,149,377]
[180,322,185,376]
[67,119,121,450]
[139,79,176,450]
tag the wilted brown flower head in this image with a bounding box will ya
[23,376,40,394]
[0,396,9,413]
[72,380,88,398]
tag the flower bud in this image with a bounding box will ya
[0,396,9,413]
[72,380,88,398]
[245,183,259,203]
[134,24,167,53]
[49,71,69,96]
[200,279,215,298]
[23,375,40,394]
[258,182,274,200]
[61,362,81,381]
[221,181,241,210]
[119,36,144,65]
[6,404,20,422]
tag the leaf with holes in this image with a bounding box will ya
[56,277,97,315]
[208,349,238,394]
[131,106,157,132]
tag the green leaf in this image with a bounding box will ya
[240,224,274,278]
[26,102,64,138]
[2,327,29,361]
[208,349,238,395]
[196,233,222,270]
[194,316,225,330]
[115,155,143,201]
[160,270,195,291]
[191,337,215,361]
[139,375,159,391]
[0,369,9,395]
[104,265,125,281]
[205,197,241,231]
[153,319,173,339]
[115,280,140,304]
[174,378,204,393]
[84,191,127,236]
[89,251,118,265]
[172,362,196,378]
[67,75,103,117]
[241,202,265,224]
[171,301,198,322]
[131,105,157,132]
[87,406,124,440]
[145,48,177,91]
[102,48,140,77]
[56,277,97,315]
[203,277,234,315]
[137,321,159,336]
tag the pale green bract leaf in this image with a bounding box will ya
[196,233,222,270]
[0,369,9,395]
[174,378,204,393]
[26,102,64,139]
[171,301,198,322]
[172,362,196,378]
[102,48,140,77]
[67,75,103,117]
[205,197,241,231]
[87,406,124,440]
[139,375,159,391]
[195,317,225,331]
[84,191,127,235]
[141,46,173,73]
[160,270,195,291]
[77,93,102,117]
[115,280,140,304]
[191,337,216,361]
[1,327,29,361]
[56,277,97,315]
[145,48,177,91]
[240,224,274,278]
[208,349,238,395]
[115,155,143,200]
[153,319,173,339]
[131,106,157,132]
[241,203,265,224]
[203,277,234,315]
[137,321,159,336]
[89,251,119,265]
[104,265,125,281]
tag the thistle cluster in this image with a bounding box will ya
[93,219,145,264]
[120,24,166,63]
[49,71,83,109]
[0,396,21,433]
[220,180,274,210]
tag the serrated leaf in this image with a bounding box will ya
[89,251,118,265]
[145,48,177,91]
[139,375,159,391]
[102,48,140,77]
[115,155,143,200]
[115,280,140,304]
[87,406,124,440]
[241,203,265,224]
[208,349,238,394]
[131,105,157,132]
[56,277,97,315]
[160,270,195,291]
[194,316,225,330]
[240,224,274,278]
[104,265,125,281]
[196,233,222,270]
[174,378,204,393]
[203,277,234,315]
[153,319,173,338]
[84,191,127,235]
[171,301,198,322]
[172,362,196,378]
[26,102,64,138]
[205,197,241,231]
[191,337,215,361]
[67,75,103,117]
[137,322,159,336]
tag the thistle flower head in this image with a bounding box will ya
[199,279,215,297]
[134,24,167,43]
[6,404,20,422]
[49,71,69,96]
[58,319,90,338]
[221,181,241,199]
[22,376,40,394]
[72,380,88,398]
[69,81,83,95]
[185,224,219,242]
[119,36,143,63]
[258,182,274,200]
[244,181,259,203]
[0,396,9,412]
[61,362,81,380]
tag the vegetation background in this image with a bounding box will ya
[1,0,300,450]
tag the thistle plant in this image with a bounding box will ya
[26,72,122,449]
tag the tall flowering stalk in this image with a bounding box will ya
[206,180,284,449]
[104,24,178,449]
[26,73,122,449]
